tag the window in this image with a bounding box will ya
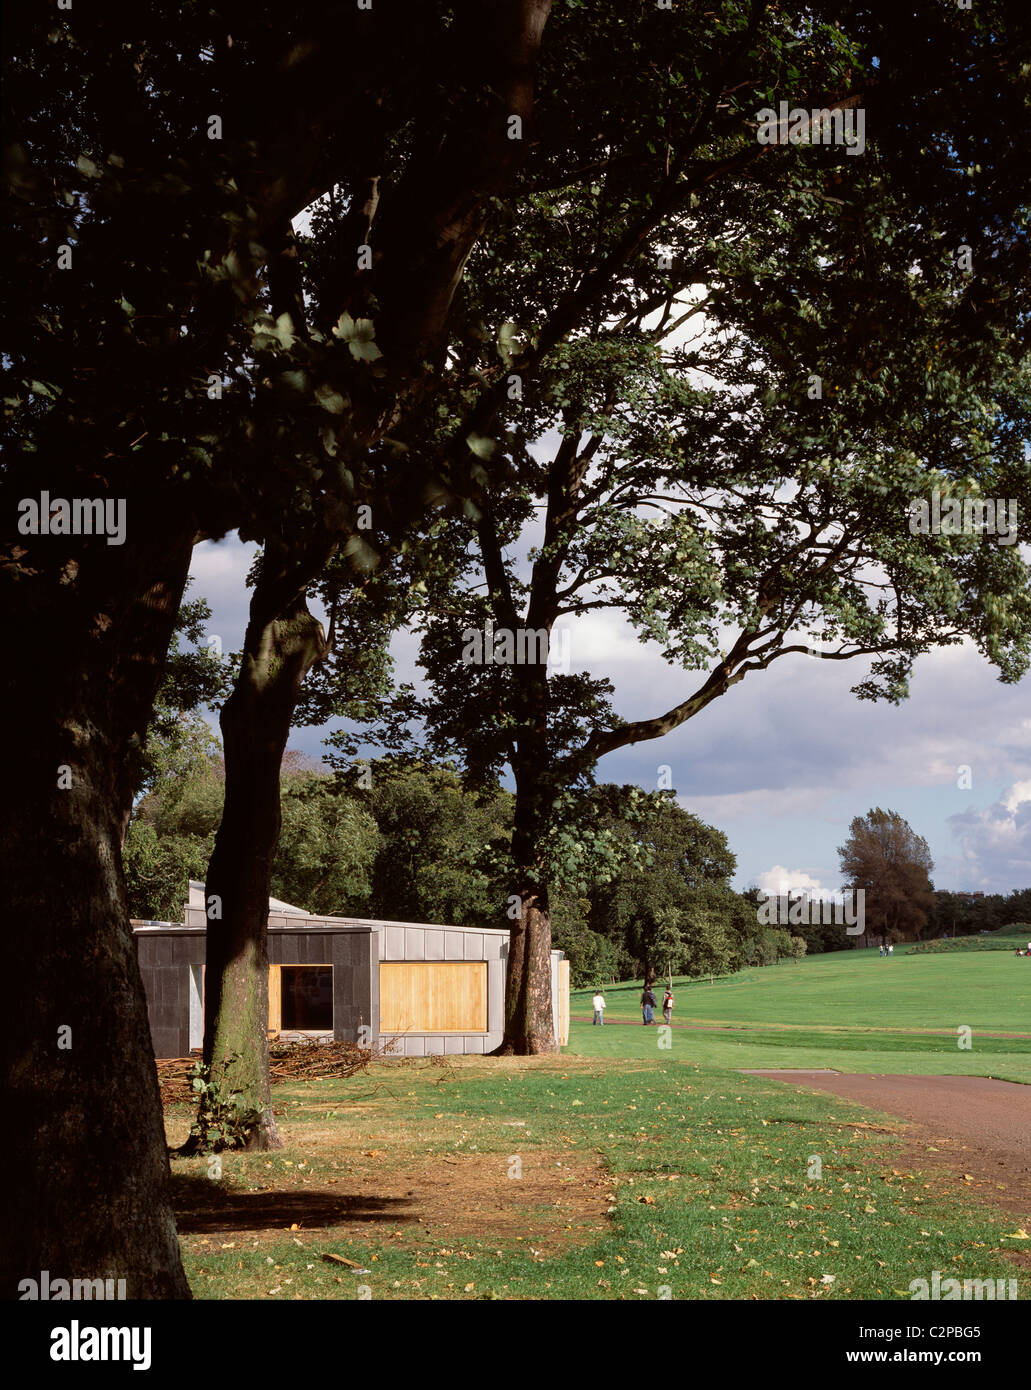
[269,965,333,1032]
[379,962,487,1033]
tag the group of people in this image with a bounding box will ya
[878,943,894,956]
[590,985,675,1026]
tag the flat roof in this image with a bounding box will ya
[132,916,514,937]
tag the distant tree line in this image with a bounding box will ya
[126,737,777,986]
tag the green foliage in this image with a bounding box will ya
[123,820,211,923]
[908,934,1031,956]
[187,1058,266,1153]
[357,762,513,928]
[550,891,621,986]
[272,760,380,917]
[589,796,752,979]
[838,808,935,942]
[130,591,232,805]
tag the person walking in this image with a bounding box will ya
[592,990,606,1026]
[662,986,674,1026]
[641,984,657,1025]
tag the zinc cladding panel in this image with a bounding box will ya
[379,962,487,1033]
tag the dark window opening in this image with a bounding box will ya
[281,966,333,1031]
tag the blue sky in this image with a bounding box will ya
[190,533,1031,898]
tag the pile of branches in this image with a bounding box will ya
[156,1035,400,1105]
[268,1035,381,1082]
[155,1057,201,1106]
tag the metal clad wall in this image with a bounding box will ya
[136,933,196,1058]
[135,920,513,1059]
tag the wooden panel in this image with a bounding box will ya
[557,960,570,1047]
[268,965,282,1035]
[379,962,487,1033]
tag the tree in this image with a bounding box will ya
[124,741,223,922]
[3,0,568,1275]
[272,760,380,918]
[382,2,1031,1050]
[838,808,935,942]
[128,591,232,814]
[589,799,742,984]
[187,0,1031,1078]
[411,220,1031,1047]
[191,0,556,1147]
[549,892,622,987]
[125,753,381,925]
[356,764,512,928]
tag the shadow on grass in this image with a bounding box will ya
[170,1171,416,1234]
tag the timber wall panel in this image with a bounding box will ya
[558,960,570,1046]
[268,964,282,1034]
[379,962,487,1033]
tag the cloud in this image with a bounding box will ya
[188,535,259,653]
[184,532,1031,893]
[945,783,1031,890]
[756,864,836,899]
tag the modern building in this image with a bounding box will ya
[133,883,569,1059]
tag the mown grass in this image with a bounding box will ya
[574,946,1031,1036]
[569,1017,1031,1083]
[174,1044,1030,1300]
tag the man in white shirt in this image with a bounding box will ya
[592,991,606,1026]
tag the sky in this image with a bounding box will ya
[189,532,1031,899]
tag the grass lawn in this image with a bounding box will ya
[169,1043,1030,1300]
[573,945,1031,1082]
[569,1018,1031,1083]
[168,947,1030,1300]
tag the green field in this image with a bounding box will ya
[173,1051,1029,1301]
[571,945,1031,1082]
[172,944,1030,1299]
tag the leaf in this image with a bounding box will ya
[498,321,522,366]
[349,338,382,362]
[270,313,297,350]
[314,384,347,416]
[333,313,382,361]
[466,433,497,461]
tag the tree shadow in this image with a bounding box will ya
[171,1171,417,1234]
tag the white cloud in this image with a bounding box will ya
[946,782,1031,890]
[756,864,835,899]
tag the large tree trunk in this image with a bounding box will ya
[2,521,195,1299]
[493,788,556,1056]
[192,573,328,1153]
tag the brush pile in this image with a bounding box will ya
[156,1035,396,1105]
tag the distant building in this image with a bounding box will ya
[133,882,569,1058]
